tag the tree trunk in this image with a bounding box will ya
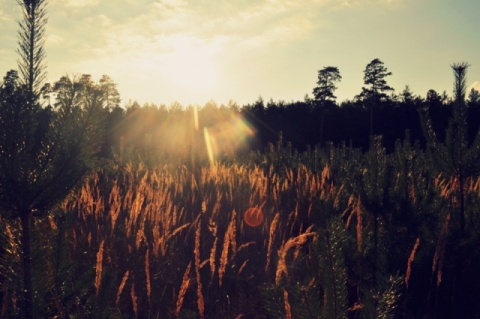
[20,211,33,319]
[319,107,325,146]
[458,174,465,237]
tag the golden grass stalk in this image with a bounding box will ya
[47,215,57,231]
[275,227,315,285]
[209,237,218,279]
[176,262,192,318]
[145,249,151,304]
[405,237,420,288]
[131,283,138,319]
[194,221,205,319]
[345,196,363,252]
[116,270,130,306]
[230,210,237,254]
[219,210,237,287]
[108,181,121,235]
[284,289,292,319]
[95,240,105,295]
[238,259,249,275]
[5,223,19,258]
[333,184,345,210]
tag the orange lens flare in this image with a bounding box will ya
[244,207,264,227]
[201,114,254,163]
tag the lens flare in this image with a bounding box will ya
[193,106,199,131]
[201,113,255,164]
[203,127,215,165]
[244,207,264,227]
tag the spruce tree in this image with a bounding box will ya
[0,1,107,317]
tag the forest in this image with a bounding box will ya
[1,1,480,319]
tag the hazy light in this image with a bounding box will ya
[193,105,199,131]
[200,113,255,163]
[203,127,215,165]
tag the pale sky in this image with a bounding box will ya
[1,0,479,106]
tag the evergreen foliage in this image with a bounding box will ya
[16,0,48,96]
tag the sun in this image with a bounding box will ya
[162,36,221,98]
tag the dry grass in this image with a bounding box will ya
[2,158,466,318]
[2,108,480,319]
[345,196,364,252]
[194,219,205,319]
[176,262,192,317]
[283,289,292,319]
[275,226,316,285]
[116,270,130,306]
[218,210,237,287]
[95,240,104,295]
[405,237,420,288]
[57,161,346,316]
[265,212,280,273]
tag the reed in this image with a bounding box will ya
[116,270,130,306]
[95,240,104,295]
[194,220,205,319]
[283,289,292,319]
[1,146,473,318]
[176,262,192,317]
[405,237,420,288]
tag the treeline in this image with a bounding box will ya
[99,82,480,163]
[90,58,480,159]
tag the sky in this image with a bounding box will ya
[1,0,479,107]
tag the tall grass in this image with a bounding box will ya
[56,160,350,317]
[1,140,480,318]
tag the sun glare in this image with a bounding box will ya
[200,114,255,164]
[162,36,221,98]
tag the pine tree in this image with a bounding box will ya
[313,66,342,145]
[16,0,48,98]
[0,1,107,317]
[357,59,394,136]
[419,62,480,236]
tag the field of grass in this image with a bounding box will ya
[1,137,480,318]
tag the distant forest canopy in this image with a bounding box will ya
[4,59,480,157]
[77,59,480,157]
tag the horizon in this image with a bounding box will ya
[1,0,479,107]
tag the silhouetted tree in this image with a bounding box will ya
[425,89,443,108]
[16,0,48,97]
[313,66,341,144]
[400,85,415,104]
[420,62,480,236]
[313,66,342,105]
[358,59,393,103]
[357,59,393,136]
[467,87,480,107]
[98,75,121,109]
[0,1,106,318]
